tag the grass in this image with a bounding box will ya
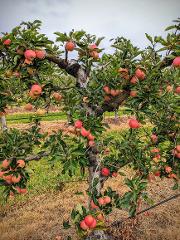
[6,106,131,124]
[0,158,86,205]
[6,111,67,124]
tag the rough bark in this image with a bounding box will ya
[86,230,112,240]
[46,55,88,88]
[25,151,49,161]
[87,147,111,240]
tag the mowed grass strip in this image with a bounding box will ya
[6,111,67,124]
[6,107,131,124]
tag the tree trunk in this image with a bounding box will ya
[86,149,111,240]
[114,109,119,123]
[1,115,7,131]
[67,111,73,124]
[86,230,111,240]
[74,64,111,239]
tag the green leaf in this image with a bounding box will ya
[95,37,105,46]
[145,33,153,44]
[165,25,176,31]
[73,30,86,41]
[75,191,84,195]
[63,220,71,229]
[71,209,78,220]
[172,182,179,190]
[118,171,126,176]
[54,32,68,42]
[157,47,167,52]
[129,205,136,217]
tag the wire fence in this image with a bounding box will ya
[110,193,180,228]
[55,177,180,227]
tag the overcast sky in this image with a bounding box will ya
[0,0,180,50]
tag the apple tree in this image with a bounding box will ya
[0,19,180,239]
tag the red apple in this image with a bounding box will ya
[130,90,137,97]
[11,174,21,183]
[24,103,33,111]
[3,174,13,184]
[90,51,99,59]
[89,44,98,50]
[87,133,95,141]
[165,166,172,173]
[166,85,173,92]
[176,145,180,152]
[103,86,110,94]
[80,220,89,230]
[89,219,97,229]
[53,92,62,102]
[101,167,110,177]
[0,171,5,178]
[151,148,160,153]
[135,69,145,80]
[98,197,105,205]
[24,49,36,60]
[17,159,25,168]
[81,128,90,137]
[2,159,10,169]
[20,188,27,194]
[103,196,111,204]
[130,76,138,84]
[35,49,46,59]
[128,119,140,129]
[168,173,177,179]
[151,134,158,143]
[65,41,75,51]
[172,56,180,67]
[88,141,95,147]
[84,215,94,227]
[74,120,83,129]
[112,172,118,177]
[31,84,42,96]
[110,89,117,97]
[154,171,160,177]
[3,39,11,45]
[175,86,180,94]
[90,200,98,209]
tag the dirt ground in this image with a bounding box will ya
[0,173,179,240]
[8,116,130,134]
[0,119,180,240]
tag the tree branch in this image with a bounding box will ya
[159,57,173,68]
[25,151,49,161]
[95,90,130,116]
[46,54,88,88]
